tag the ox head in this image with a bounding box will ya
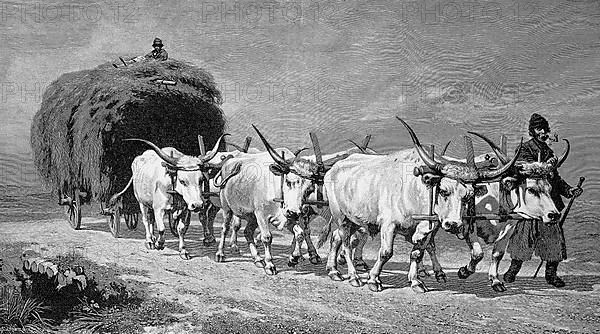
[125,135,226,212]
[468,131,566,224]
[252,125,315,221]
[397,117,520,233]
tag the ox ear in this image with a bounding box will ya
[421,173,441,186]
[474,184,488,197]
[502,176,519,190]
[269,164,288,176]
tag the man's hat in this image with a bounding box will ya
[529,113,550,135]
[152,37,163,47]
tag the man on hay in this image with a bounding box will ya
[503,113,584,287]
[114,37,168,68]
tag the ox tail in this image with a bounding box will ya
[317,209,334,249]
[108,177,133,206]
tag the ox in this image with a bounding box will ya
[110,136,224,259]
[322,117,519,292]
[217,139,376,268]
[452,131,566,292]
[213,126,318,275]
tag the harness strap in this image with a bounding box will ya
[213,162,242,189]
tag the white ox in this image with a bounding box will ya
[322,118,519,292]
[213,126,318,275]
[110,137,224,259]
[452,131,566,292]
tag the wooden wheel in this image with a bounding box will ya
[124,213,139,230]
[64,189,82,230]
[107,198,121,238]
[168,209,191,238]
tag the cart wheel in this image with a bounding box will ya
[65,189,82,230]
[124,213,139,230]
[168,209,191,238]
[108,205,121,238]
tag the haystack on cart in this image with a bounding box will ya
[31,59,226,238]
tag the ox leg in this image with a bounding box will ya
[489,223,516,292]
[177,210,191,260]
[140,204,155,250]
[367,221,396,292]
[153,208,167,250]
[255,213,277,275]
[351,228,369,272]
[287,223,304,267]
[458,227,483,280]
[200,203,218,246]
[303,221,322,265]
[341,221,363,287]
[244,215,265,267]
[424,226,446,283]
[215,210,233,262]
[326,227,344,281]
[229,216,242,255]
[300,208,321,265]
[406,221,432,293]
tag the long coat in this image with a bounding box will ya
[507,138,573,262]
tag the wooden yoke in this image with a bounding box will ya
[310,132,325,208]
[279,151,285,208]
[243,136,252,152]
[464,136,476,234]
[428,145,435,218]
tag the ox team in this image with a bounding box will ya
[121,113,583,292]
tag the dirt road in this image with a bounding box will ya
[1,217,599,333]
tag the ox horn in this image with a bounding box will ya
[477,138,523,181]
[467,131,509,165]
[124,138,180,166]
[396,117,443,172]
[201,134,229,163]
[252,124,289,166]
[441,141,451,156]
[348,139,368,153]
[556,139,570,168]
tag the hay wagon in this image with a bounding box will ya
[31,59,226,238]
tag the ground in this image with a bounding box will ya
[1,214,599,334]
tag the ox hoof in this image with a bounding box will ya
[229,245,240,255]
[287,255,302,267]
[349,277,364,287]
[328,272,344,282]
[354,260,370,272]
[203,237,216,247]
[337,256,347,266]
[254,260,266,268]
[215,253,225,263]
[145,242,155,250]
[264,266,277,276]
[457,266,474,279]
[435,271,447,284]
[491,281,506,293]
[367,282,383,292]
[411,281,429,293]
[309,254,322,265]
[179,250,191,260]
[417,268,431,278]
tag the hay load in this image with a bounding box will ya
[31,59,226,209]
